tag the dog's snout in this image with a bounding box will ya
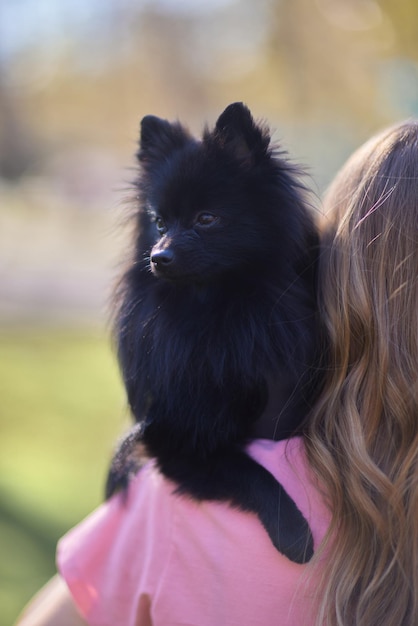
[151,249,174,266]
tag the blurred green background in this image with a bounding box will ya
[1,0,417,623]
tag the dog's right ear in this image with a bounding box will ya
[137,115,191,165]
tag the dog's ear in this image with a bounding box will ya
[137,115,191,165]
[210,102,270,166]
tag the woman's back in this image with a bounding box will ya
[57,438,329,626]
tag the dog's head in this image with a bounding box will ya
[134,102,314,285]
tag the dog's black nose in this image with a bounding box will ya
[151,249,174,266]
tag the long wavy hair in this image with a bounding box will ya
[306,120,418,626]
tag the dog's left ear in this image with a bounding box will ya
[210,102,270,166]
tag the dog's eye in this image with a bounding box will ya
[155,217,167,234]
[196,213,219,227]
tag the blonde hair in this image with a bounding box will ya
[306,120,418,626]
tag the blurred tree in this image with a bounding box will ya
[264,0,392,124]
[0,73,36,180]
[378,0,418,59]
[135,9,212,123]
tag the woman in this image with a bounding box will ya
[306,119,418,626]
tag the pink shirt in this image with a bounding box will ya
[57,438,329,626]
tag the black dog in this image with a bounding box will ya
[106,103,319,563]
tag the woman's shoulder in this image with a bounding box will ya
[247,437,330,546]
[130,438,329,543]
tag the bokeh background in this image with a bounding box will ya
[1,0,417,622]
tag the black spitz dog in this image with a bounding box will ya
[106,102,319,564]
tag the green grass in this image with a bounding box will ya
[0,328,127,625]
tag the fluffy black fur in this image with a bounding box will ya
[106,103,319,564]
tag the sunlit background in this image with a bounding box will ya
[1,0,417,622]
